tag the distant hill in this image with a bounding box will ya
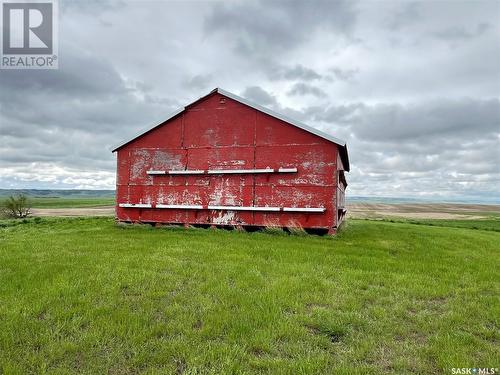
[0,189,115,199]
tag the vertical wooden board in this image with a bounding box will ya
[207,180,254,207]
[235,212,253,225]
[182,186,206,206]
[140,208,189,224]
[128,185,154,204]
[255,144,337,186]
[155,185,206,206]
[183,109,218,148]
[183,94,255,147]
[116,184,129,204]
[336,185,345,227]
[152,175,187,187]
[253,212,332,229]
[186,147,255,170]
[213,97,255,146]
[186,91,223,110]
[150,148,187,170]
[128,148,186,185]
[128,149,153,185]
[209,147,255,169]
[125,115,183,149]
[185,146,255,203]
[116,149,130,185]
[117,207,140,222]
[183,94,224,147]
[255,111,322,146]
[186,210,211,225]
[115,206,123,220]
[184,175,210,187]
[209,211,252,225]
[337,150,344,171]
[154,186,184,205]
[254,185,331,207]
[150,148,188,187]
[333,172,339,228]
[186,147,210,170]
[207,174,253,187]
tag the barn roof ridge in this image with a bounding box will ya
[111,88,349,170]
[214,88,347,147]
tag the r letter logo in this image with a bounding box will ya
[1,0,58,69]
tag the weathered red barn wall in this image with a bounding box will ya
[116,93,342,230]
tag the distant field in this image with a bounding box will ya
[28,197,115,208]
[0,217,498,374]
[348,202,500,221]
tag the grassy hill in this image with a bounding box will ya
[0,218,498,374]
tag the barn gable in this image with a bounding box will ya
[111,88,349,171]
[114,87,350,233]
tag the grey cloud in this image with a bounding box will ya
[267,64,322,81]
[305,103,363,124]
[302,97,500,199]
[311,98,500,141]
[238,86,309,123]
[431,23,491,41]
[241,86,278,107]
[185,74,213,89]
[288,83,327,98]
[329,67,359,81]
[386,2,422,30]
[60,0,125,14]
[0,47,178,173]
[0,49,125,98]
[205,0,357,56]
[282,65,321,81]
[352,98,500,141]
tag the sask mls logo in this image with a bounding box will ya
[1,0,58,69]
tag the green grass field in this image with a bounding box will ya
[361,217,500,232]
[0,218,498,374]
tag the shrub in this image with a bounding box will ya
[2,194,32,219]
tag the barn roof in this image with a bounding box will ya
[111,88,350,171]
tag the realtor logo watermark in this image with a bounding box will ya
[1,0,58,69]
[451,368,499,374]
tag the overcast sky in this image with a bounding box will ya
[1,0,499,201]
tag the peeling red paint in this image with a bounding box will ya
[114,91,348,232]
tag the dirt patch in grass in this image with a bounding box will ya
[31,206,114,217]
[192,319,203,330]
[249,347,267,357]
[174,358,186,375]
[305,324,345,343]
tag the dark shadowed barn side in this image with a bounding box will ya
[112,88,349,234]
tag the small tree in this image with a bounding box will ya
[2,194,31,218]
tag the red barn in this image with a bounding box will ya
[112,88,349,234]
